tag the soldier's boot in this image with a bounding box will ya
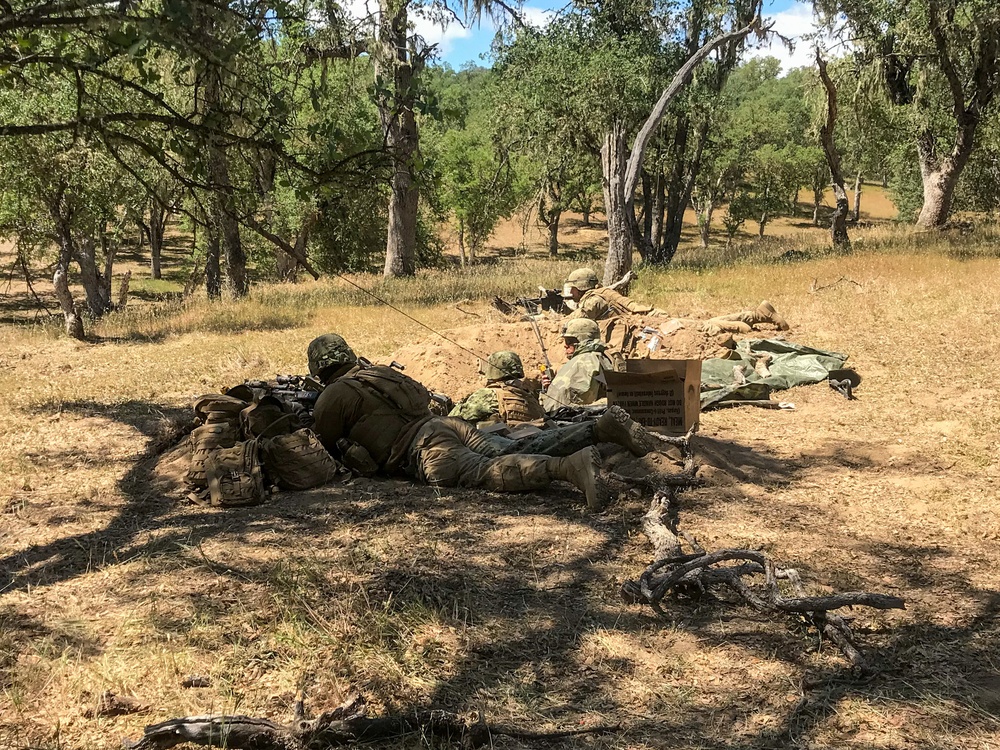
[594,405,654,457]
[753,300,790,330]
[547,447,606,511]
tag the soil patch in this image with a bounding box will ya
[389,319,727,400]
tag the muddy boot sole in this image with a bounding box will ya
[596,405,655,457]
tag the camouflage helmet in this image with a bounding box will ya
[564,267,600,292]
[483,350,524,381]
[307,334,358,378]
[561,318,600,343]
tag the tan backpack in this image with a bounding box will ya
[261,429,343,490]
[204,440,269,507]
[186,421,241,490]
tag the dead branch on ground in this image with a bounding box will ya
[123,692,619,750]
[809,276,863,293]
[616,433,905,672]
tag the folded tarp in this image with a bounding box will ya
[700,339,849,408]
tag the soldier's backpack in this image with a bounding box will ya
[350,365,431,417]
[204,440,268,507]
[186,392,249,491]
[261,429,343,490]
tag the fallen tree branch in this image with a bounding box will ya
[622,501,905,670]
[618,442,905,672]
[809,276,863,293]
[123,693,619,750]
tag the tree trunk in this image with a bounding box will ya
[76,236,112,317]
[698,198,714,249]
[101,230,115,292]
[916,134,969,228]
[852,172,862,221]
[546,212,561,257]
[651,169,665,253]
[457,217,466,267]
[601,121,634,286]
[581,205,591,226]
[817,52,851,251]
[641,169,653,245]
[758,211,767,237]
[149,200,166,280]
[205,227,222,300]
[49,196,85,339]
[204,67,248,296]
[812,189,822,226]
[378,0,418,277]
[538,180,561,257]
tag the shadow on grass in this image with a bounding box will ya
[2,399,998,747]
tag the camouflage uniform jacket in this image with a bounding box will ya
[312,365,433,472]
[449,380,546,425]
[540,340,613,412]
[567,286,654,321]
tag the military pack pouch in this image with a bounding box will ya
[262,429,343,490]
[352,366,431,417]
[193,393,248,423]
[240,397,297,439]
[186,421,240,489]
[205,440,268,507]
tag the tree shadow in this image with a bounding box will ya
[4,398,998,747]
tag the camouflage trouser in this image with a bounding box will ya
[486,422,596,458]
[410,417,554,492]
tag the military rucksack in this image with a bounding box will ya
[204,440,268,507]
[262,429,343,490]
[350,365,431,418]
[239,396,298,439]
[186,419,242,490]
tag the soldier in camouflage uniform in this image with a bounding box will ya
[450,350,547,425]
[561,267,789,333]
[541,320,614,413]
[563,268,664,320]
[450,350,653,458]
[308,334,609,510]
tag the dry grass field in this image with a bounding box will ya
[2,193,1000,750]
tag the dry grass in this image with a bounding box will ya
[2,217,1000,750]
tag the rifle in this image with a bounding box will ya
[243,374,325,425]
[491,287,567,316]
[520,300,553,390]
[357,356,405,371]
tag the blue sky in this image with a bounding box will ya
[417,0,822,71]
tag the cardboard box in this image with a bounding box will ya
[604,359,701,434]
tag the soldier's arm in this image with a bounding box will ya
[606,287,653,315]
[312,381,364,451]
[448,389,498,423]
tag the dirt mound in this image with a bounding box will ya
[388,318,727,399]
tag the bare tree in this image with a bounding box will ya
[816,51,851,251]
[602,15,763,285]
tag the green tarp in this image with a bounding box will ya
[700,339,849,408]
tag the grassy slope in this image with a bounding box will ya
[1,198,1000,749]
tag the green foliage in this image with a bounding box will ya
[421,66,521,257]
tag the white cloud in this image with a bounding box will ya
[521,5,555,29]
[337,0,473,58]
[411,10,473,57]
[745,4,844,74]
